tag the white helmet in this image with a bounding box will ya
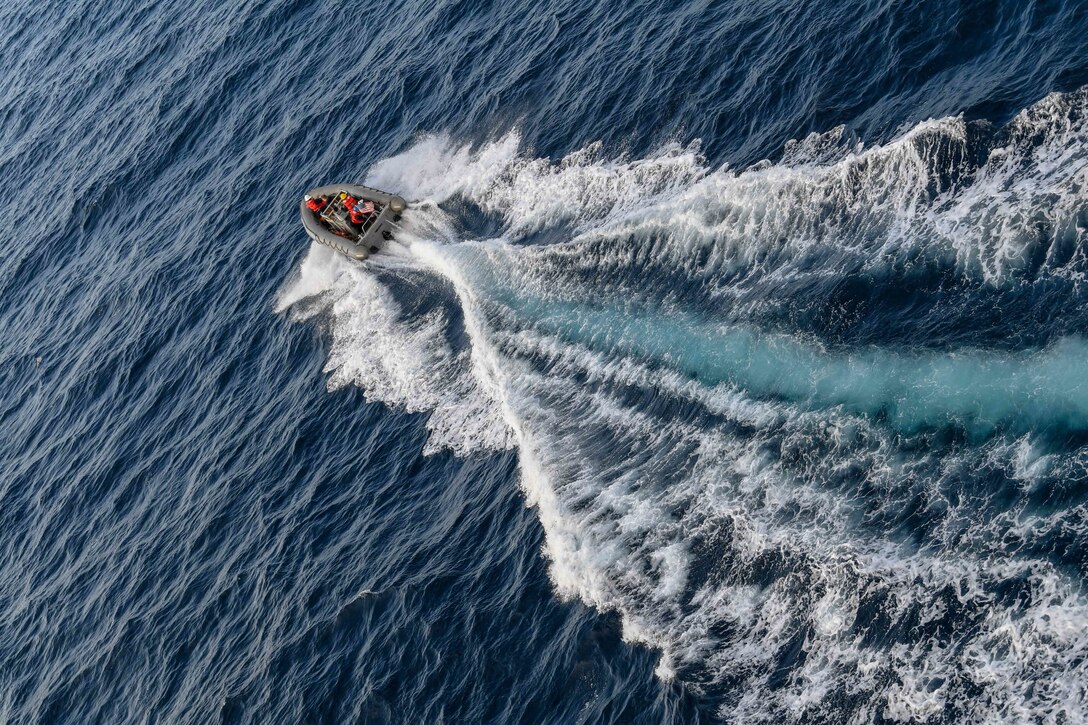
[304,194,313,201]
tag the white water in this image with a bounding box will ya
[276,244,513,456]
[281,89,1088,721]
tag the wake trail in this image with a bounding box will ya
[411,239,1088,724]
[281,87,1088,722]
[446,240,1088,438]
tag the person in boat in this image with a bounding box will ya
[339,191,372,231]
[349,199,376,229]
[337,191,352,217]
[305,194,327,213]
[338,192,358,231]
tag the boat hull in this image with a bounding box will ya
[300,184,407,260]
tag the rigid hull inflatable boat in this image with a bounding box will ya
[300,184,408,260]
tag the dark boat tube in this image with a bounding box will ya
[300,184,408,260]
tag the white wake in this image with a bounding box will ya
[280,88,1088,722]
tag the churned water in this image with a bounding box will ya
[4,0,1088,722]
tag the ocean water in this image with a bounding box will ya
[4,0,1088,722]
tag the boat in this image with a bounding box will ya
[300,184,408,260]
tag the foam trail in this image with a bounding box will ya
[410,238,1088,723]
[283,87,1088,722]
[449,243,1088,437]
[274,243,350,316]
[278,244,513,456]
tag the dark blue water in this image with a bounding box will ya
[4,0,1088,722]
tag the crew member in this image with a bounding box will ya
[340,192,367,230]
[305,194,327,213]
[348,199,374,228]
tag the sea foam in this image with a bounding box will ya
[283,88,1088,721]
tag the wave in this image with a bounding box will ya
[444,240,1088,439]
[281,87,1088,721]
[276,244,513,456]
[408,238,1088,722]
